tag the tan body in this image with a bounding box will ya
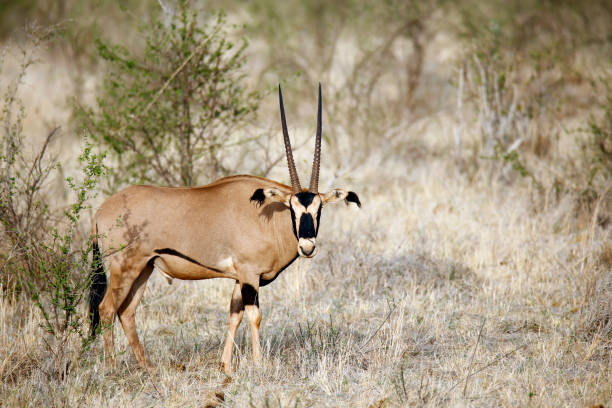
[90,84,361,373]
[95,175,298,371]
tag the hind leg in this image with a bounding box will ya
[98,286,117,367]
[98,260,147,367]
[118,264,153,369]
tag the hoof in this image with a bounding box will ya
[140,358,155,372]
[219,360,233,375]
[104,357,117,370]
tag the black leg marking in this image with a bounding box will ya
[241,284,259,307]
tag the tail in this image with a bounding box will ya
[89,230,107,338]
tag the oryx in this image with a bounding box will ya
[89,84,361,372]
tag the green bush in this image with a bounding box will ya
[76,1,258,189]
[0,30,107,380]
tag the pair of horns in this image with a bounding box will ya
[279,83,322,193]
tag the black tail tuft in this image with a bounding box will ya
[89,238,107,338]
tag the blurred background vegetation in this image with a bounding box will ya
[0,0,610,391]
[1,0,609,189]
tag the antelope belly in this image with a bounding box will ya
[154,254,236,280]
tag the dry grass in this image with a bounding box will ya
[2,147,610,406]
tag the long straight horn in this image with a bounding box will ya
[309,83,322,193]
[279,85,301,192]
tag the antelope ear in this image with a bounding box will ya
[321,189,361,207]
[251,187,291,207]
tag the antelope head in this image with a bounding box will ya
[251,84,361,258]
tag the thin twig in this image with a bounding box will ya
[463,318,486,397]
[148,372,164,400]
[262,135,312,178]
[444,341,530,397]
[358,303,397,351]
[140,41,207,120]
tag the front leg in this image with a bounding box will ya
[241,282,262,362]
[221,282,243,374]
